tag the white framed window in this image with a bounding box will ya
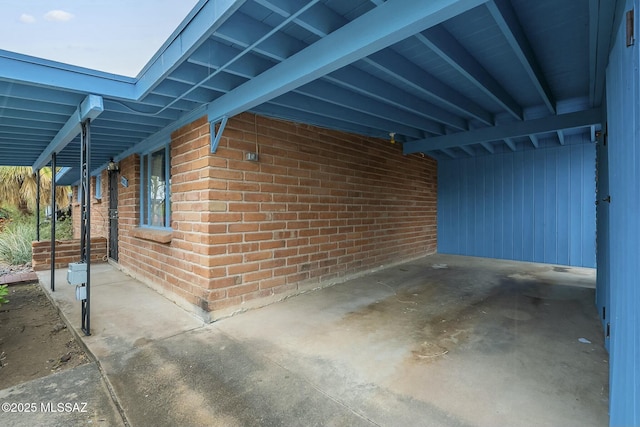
[140,145,171,228]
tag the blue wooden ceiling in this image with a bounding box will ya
[0,0,617,174]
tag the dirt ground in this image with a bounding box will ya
[0,282,89,389]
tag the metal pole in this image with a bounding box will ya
[35,169,40,242]
[50,154,56,292]
[80,120,91,336]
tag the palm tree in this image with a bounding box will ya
[0,167,70,214]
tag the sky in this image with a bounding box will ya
[0,0,200,77]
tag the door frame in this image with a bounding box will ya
[108,169,119,262]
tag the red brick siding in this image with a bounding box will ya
[32,238,107,271]
[90,113,437,320]
[72,171,111,241]
[202,113,437,317]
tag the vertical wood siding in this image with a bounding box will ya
[605,1,640,424]
[438,139,596,268]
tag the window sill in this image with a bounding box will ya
[131,227,173,244]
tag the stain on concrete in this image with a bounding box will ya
[133,337,152,348]
[339,265,597,366]
[210,254,607,427]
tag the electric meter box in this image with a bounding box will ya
[67,262,87,285]
[75,285,87,301]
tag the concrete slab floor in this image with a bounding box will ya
[0,362,124,427]
[36,262,205,359]
[214,254,608,427]
[35,254,608,427]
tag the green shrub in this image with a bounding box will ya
[0,285,8,307]
[40,218,73,241]
[0,222,36,265]
[0,210,73,265]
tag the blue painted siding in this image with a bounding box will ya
[605,2,640,424]
[438,139,596,267]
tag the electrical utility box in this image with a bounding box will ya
[67,262,87,285]
[75,286,87,301]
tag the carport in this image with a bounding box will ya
[34,254,607,427]
[0,0,638,425]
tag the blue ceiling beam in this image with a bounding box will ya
[557,130,565,145]
[0,127,55,137]
[133,0,246,98]
[187,42,273,79]
[55,167,73,182]
[486,0,556,114]
[588,0,620,107]
[0,132,54,141]
[0,144,47,152]
[256,0,477,129]
[257,0,342,37]
[296,80,444,135]
[441,148,457,158]
[529,134,540,148]
[459,145,475,156]
[90,127,153,139]
[504,138,516,151]
[0,108,68,124]
[137,94,199,112]
[167,64,222,87]
[404,108,602,154]
[0,118,63,131]
[209,4,469,131]
[370,1,519,121]
[206,0,490,122]
[216,12,307,61]
[102,100,180,121]
[416,27,522,120]
[480,141,496,154]
[252,103,397,141]
[326,69,466,130]
[143,0,322,116]
[151,80,203,99]
[97,111,171,128]
[0,99,76,116]
[91,119,160,134]
[0,50,135,99]
[0,81,84,106]
[110,104,207,168]
[32,95,104,171]
[363,50,492,125]
[271,92,427,139]
[188,40,447,135]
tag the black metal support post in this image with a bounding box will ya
[79,120,91,336]
[50,154,56,292]
[36,169,41,242]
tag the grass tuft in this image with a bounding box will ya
[0,222,35,265]
[0,216,73,265]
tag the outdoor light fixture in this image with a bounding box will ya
[389,132,396,144]
[107,159,119,171]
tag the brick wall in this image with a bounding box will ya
[115,152,209,314]
[32,237,107,271]
[97,113,437,320]
[72,171,111,240]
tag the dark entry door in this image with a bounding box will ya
[108,170,119,261]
